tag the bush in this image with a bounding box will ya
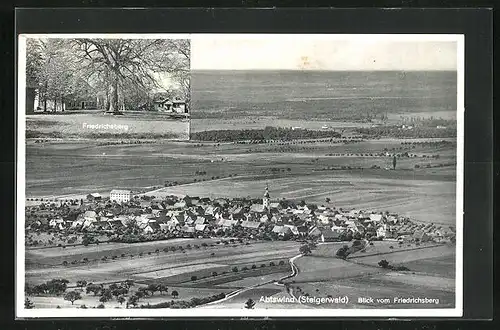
[232,266,238,273]
[191,275,198,281]
[378,259,390,269]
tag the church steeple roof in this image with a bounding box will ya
[264,184,270,198]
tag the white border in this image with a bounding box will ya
[16,33,464,318]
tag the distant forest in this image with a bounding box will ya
[190,126,342,142]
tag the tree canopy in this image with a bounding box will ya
[25,37,190,114]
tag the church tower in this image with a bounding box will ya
[263,184,270,211]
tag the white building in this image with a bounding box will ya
[263,184,270,210]
[110,189,132,203]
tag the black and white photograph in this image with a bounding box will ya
[17,34,463,318]
[23,35,190,142]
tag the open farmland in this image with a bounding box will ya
[267,243,457,309]
[26,137,456,224]
[25,240,301,286]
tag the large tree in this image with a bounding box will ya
[26,38,93,113]
[71,38,190,113]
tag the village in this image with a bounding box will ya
[25,185,456,251]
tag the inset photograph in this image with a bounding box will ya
[23,35,190,140]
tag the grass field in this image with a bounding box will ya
[25,240,301,287]
[26,138,456,224]
[26,111,189,140]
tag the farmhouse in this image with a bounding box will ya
[320,229,342,242]
[86,193,102,201]
[272,225,292,237]
[369,214,383,222]
[110,190,132,203]
[195,224,209,232]
[241,220,262,230]
[413,230,431,243]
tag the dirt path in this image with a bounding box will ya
[203,252,304,306]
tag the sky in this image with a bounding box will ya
[191,35,459,71]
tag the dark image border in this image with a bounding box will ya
[4,6,494,328]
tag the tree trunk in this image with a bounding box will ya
[108,75,119,113]
[54,98,57,112]
[26,87,36,114]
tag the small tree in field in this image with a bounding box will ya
[117,295,126,305]
[158,284,168,295]
[76,280,87,289]
[378,259,390,269]
[299,245,312,256]
[171,290,179,299]
[245,298,256,309]
[127,295,139,308]
[147,283,159,295]
[24,298,35,309]
[64,291,82,305]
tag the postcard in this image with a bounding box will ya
[17,33,463,318]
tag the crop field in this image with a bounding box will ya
[290,256,379,283]
[26,238,220,266]
[30,285,230,309]
[25,240,301,286]
[269,243,457,310]
[26,139,456,224]
[350,244,455,268]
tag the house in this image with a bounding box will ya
[317,213,333,225]
[195,224,209,232]
[260,214,271,223]
[205,206,219,216]
[320,229,342,242]
[166,218,181,231]
[413,230,431,243]
[376,224,387,238]
[272,225,292,237]
[194,216,207,225]
[284,224,299,236]
[173,201,187,209]
[110,190,132,203]
[297,225,309,237]
[331,225,345,233]
[95,221,112,231]
[49,217,65,230]
[86,193,102,201]
[219,219,238,228]
[181,225,195,236]
[172,98,187,113]
[241,221,262,230]
[250,204,265,213]
[369,214,383,223]
[308,226,322,239]
[108,219,125,230]
[269,202,281,210]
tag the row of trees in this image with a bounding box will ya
[356,125,456,139]
[190,126,342,142]
[25,38,190,114]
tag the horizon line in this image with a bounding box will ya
[190,69,457,72]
